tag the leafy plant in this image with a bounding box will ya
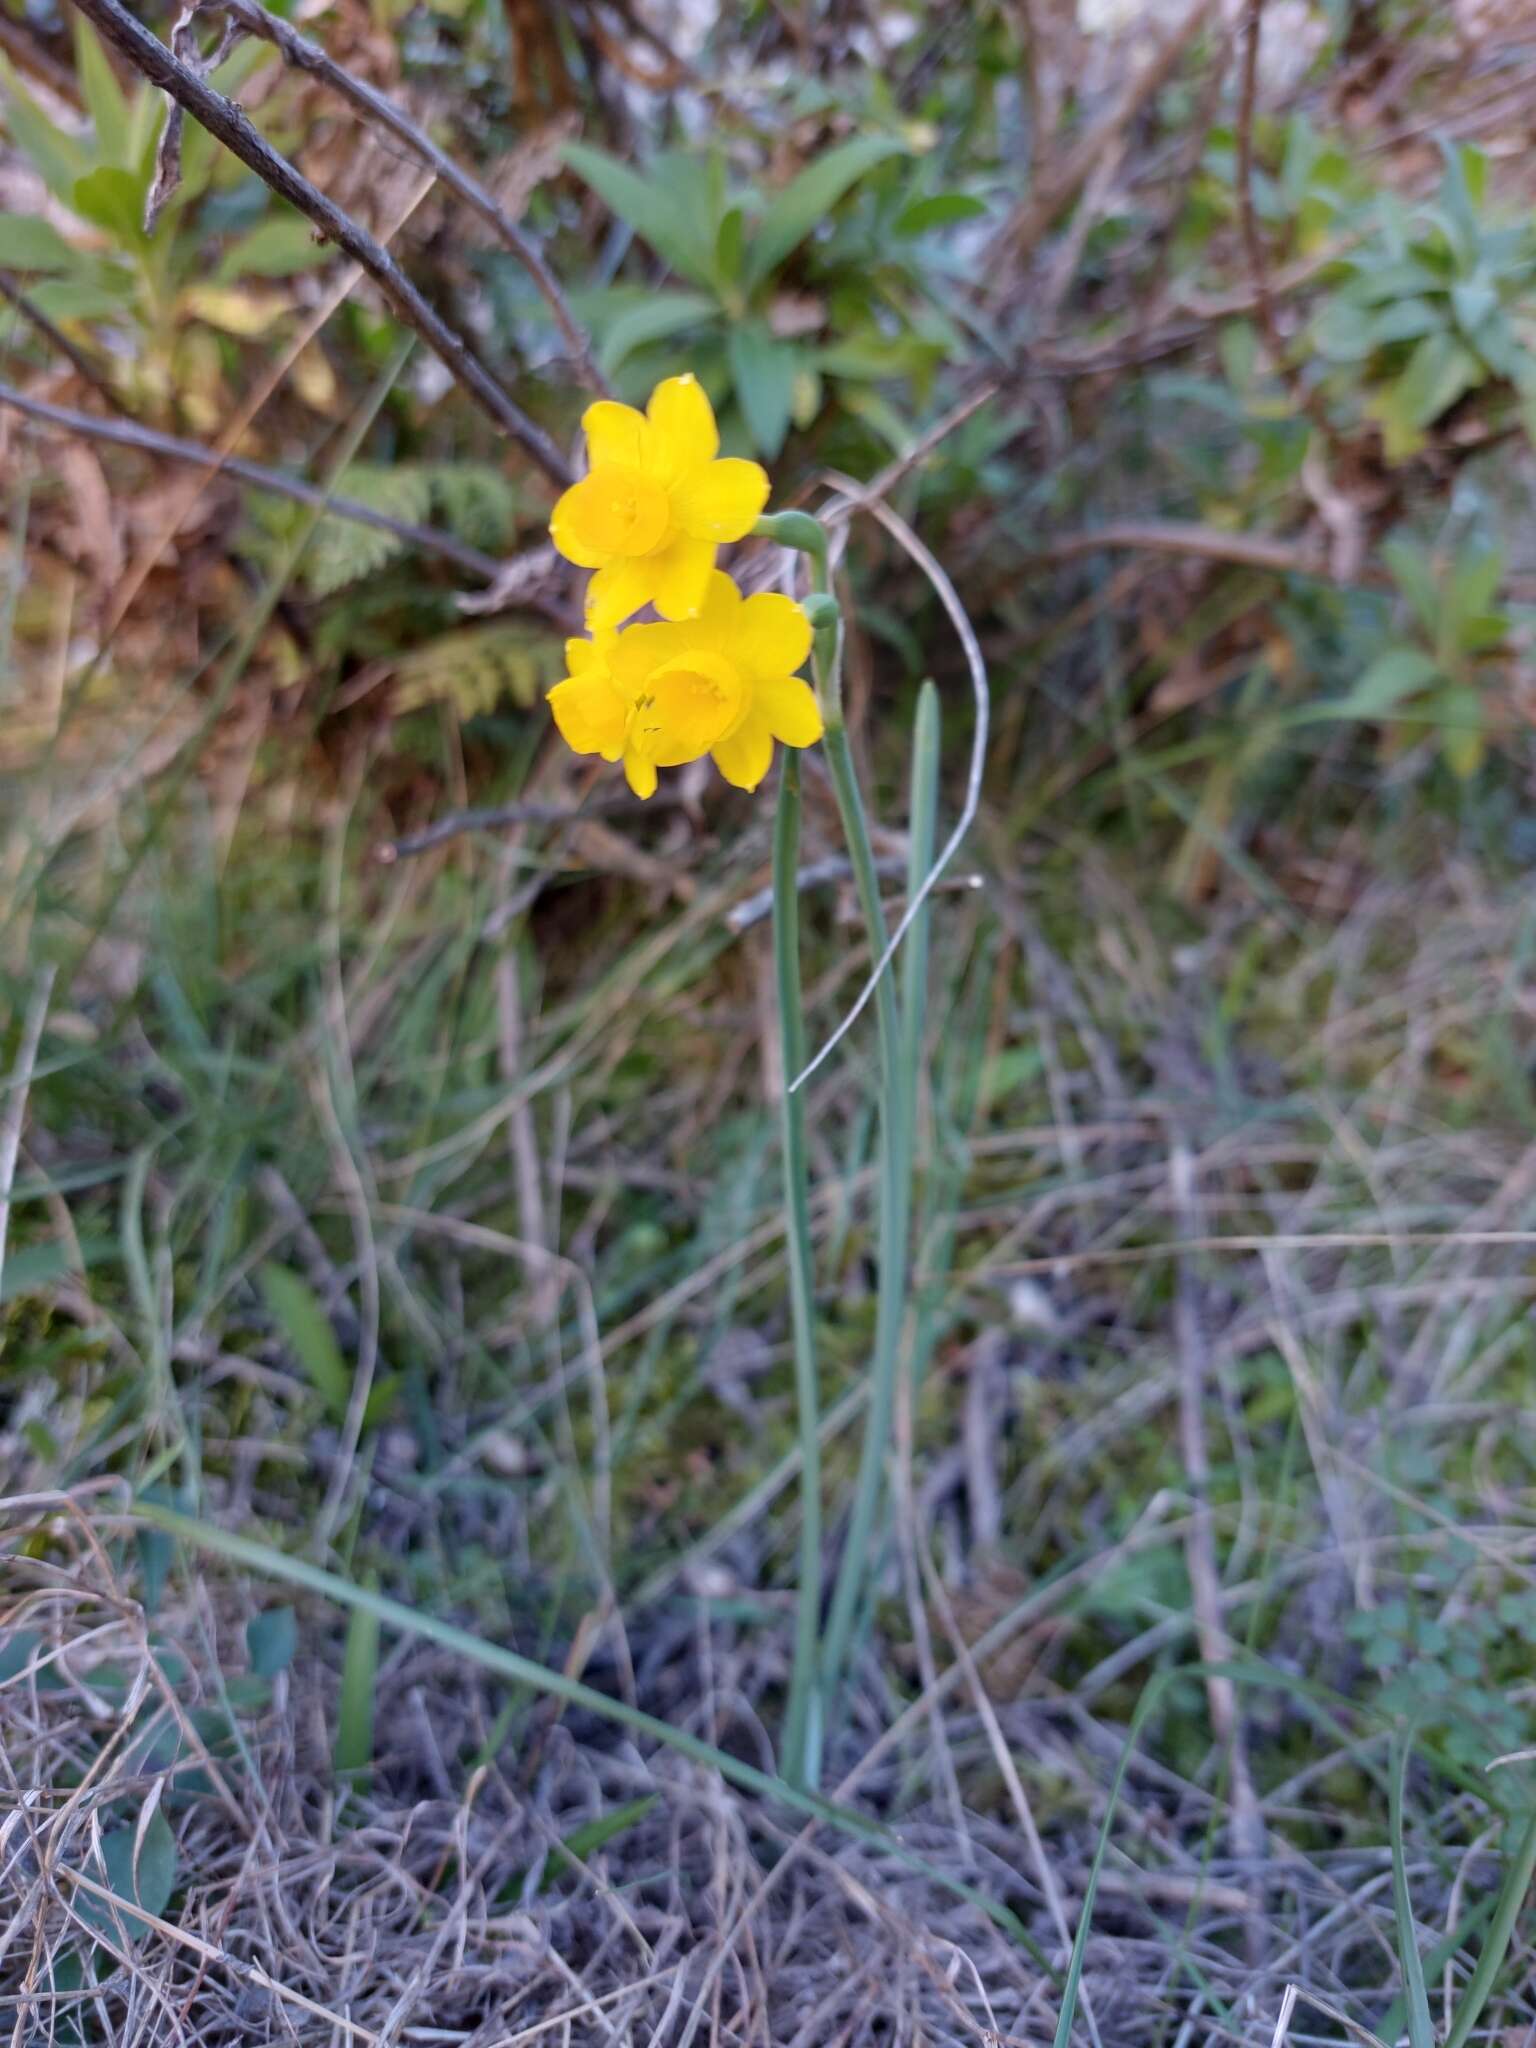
[1323,536,1511,778]
[561,129,982,457]
[1311,144,1536,458]
[0,23,332,425]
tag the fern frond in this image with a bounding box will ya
[426,464,522,552]
[389,620,565,720]
[306,464,434,597]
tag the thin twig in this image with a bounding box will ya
[788,484,989,1093]
[1000,0,1215,262]
[209,0,607,393]
[1235,0,1359,580]
[0,381,503,582]
[0,275,127,413]
[376,789,686,861]
[0,967,56,1309]
[61,0,573,487]
[1040,517,1389,588]
[0,10,78,99]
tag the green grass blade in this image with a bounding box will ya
[774,750,824,1792]
[1389,1725,1436,2048]
[817,719,910,1713]
[334,1590,379,1782]
[131,1499,1053,1967]
[900,681,940,1143]
[1443,1806,1536,2048]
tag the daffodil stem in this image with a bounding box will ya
[774,750,823,1792]
[818,715,911,1714]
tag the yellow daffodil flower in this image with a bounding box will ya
[549,375,770,628]
[547,571,823,799]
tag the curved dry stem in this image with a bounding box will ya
[787,482,989,1093]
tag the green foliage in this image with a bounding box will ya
[258,1263,351,1420]
[333,1597,380,1782]
[562,127,974,456]
[1346,1571,1536,1795]
[80,1803,178,1941]
[305,464,520,596]
[1312,538,1512,778]
[388,620,565,719]
[1311,145,1536,457]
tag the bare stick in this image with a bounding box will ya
[61,0,573,488]
[0,10,78,100]
[1041,516,1389,588]
[0,967,56,1308]
[376,790,684,860]
[0,274,126,413]
[1002,0,1215,262]
[209,0,607,393]
[0,380,503,581]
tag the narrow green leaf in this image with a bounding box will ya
[215,213,331,285]
[1341,647,1441,717]
[0,58,93,204]
[894,192,985,236]
[595,290,718,378]
[72,15,132,167]
[1382,536,1440,637]
[1389,1729,1436,2048]
[1443,1810,1536,2048]
[744,134,906,290]
[727,321,796,459]
[246,1606,297,1679]
[257,1263,351,1421]
[134,1500,1049,1963]
[716,205,745,285]
[0,213,75,272]
[563,142,717,290]
[1,1235,113,1303]
[333,1594,379,1780]
[538,1797,658,1890]
[86,1805,178,1939]
[70,166,147,245]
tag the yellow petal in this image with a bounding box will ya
[587,555,663,629]
[696,569,743,628]
[755,671,823,747]
[647,533,717,621]
[582,399,651,471]
[711,710,774,791]
[737,592,813,680]
[548,671,627,761]
[646,373,718,481]
[624,751,658,799]
[551,481,608,569]
[608,618,687,694]
[555,467,671,559]
[674,457,770,541]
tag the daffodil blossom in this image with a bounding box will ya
[549,375,769,628]
[547,571,822,798]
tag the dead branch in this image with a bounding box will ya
[61,0,574,489]
[1039,517,1391,588]
[209,0,608,394]
[0,381,504,583]
[0,274,127,413]
[376,790,688,860]
[1000,0,1216,264]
